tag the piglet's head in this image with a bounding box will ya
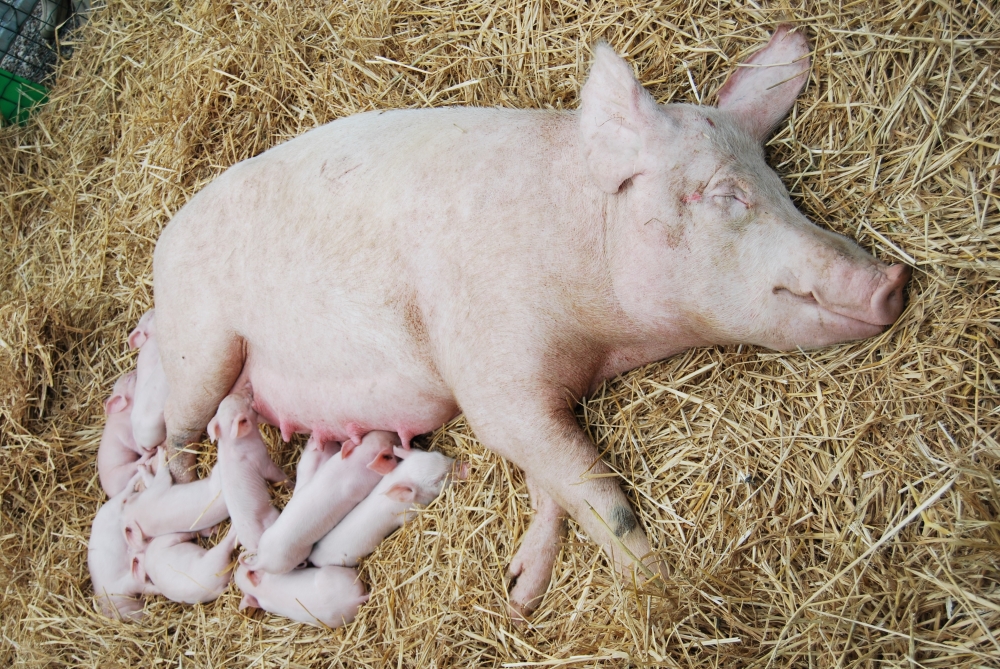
[208,395,255,442]
[586,27,910,351]
[126,309,156,350]
[104,371,137,415]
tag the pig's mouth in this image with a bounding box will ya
[773,287,886,337]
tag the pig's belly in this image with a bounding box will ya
[241,344,460,447]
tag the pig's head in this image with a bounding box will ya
[104,371,137,415]
[386,448,457,505]
[208,394,256,443]
[127,309,156,351]
[584,27,910,350]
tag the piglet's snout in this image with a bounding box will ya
[868,264,911,325]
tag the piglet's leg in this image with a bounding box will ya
[507,475,566,622]
[158,327,246,482]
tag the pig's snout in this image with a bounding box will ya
[868,264,911,325]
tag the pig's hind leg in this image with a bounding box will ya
[159,325,246,482]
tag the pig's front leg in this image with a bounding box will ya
[462,395,664,601]
[507,476,567,621]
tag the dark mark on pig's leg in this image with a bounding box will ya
[610,505,638,539]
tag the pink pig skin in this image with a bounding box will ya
[89,472,155,620]
[250,431,398,574]
[293,434,338,495]
[121,448,229,545]
[144,528,237,604]
[208,394,287,552]
[153,26,911,615]
[310,448,455,568]
[128,310,171,451]
[97,371,150,497]
[235,563,368,628]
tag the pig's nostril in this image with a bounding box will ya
[869,264,911,324]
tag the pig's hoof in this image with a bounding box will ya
[505,558,550,625]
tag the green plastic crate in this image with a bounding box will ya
[0,66,47,124]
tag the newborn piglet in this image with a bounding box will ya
[127,309,171,451]
[310,448,459,568]
[89,472,153,620]
[250,430,398,574]
[122,448,229,547]
[97,371,150,497]
[235,562,367,628]
[144,527,237,604]
[294,434,337,495]
[208,394,286,552]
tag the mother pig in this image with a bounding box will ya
[152,26,909,617]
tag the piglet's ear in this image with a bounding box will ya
[207,416,221,443]
[233,415,253,440]
[239,593,260,611]
[716,24,810,143]
[340,441,357,459]
[246,569,262,588]
[130,555,146,583]
[385,482,417,504]
[127,327,148,351]
[367,449,397,475]
[104,393,129,415]
[580,42,661,194]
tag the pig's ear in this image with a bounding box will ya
[239,593,260,611]
[207,416,221,443]
[716,25,810,143]
[127,326,147,351]
[246,569,262,587]
[104,393,129,415]
[233,414,253,440]
[385,482,417,503]
[367,449,397,475]
[580,42,660,194]
[341,440,357,459]
[130,555,146,584]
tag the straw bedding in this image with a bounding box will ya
[1,0,998,666]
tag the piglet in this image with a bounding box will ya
[208,394,287,552]
[122,448,229,546]
[128,309,171,451]
[97,371,150,497]
[249,430,398,574]
[310,448,458,568]
[235,562,368,628]
[89,472,155,620]
[294,434,338,495]
[144,527,237,604]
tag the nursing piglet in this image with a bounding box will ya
[235,562,368,628]
[89,473,153,619]
[144,528,237,604]
[97,371,150,497]
[293,434,337,495]
[122,448,229,546]
[310,448,457,568]
[128,310,171,450]
[208,394,287,551]
[250,431,398,574]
